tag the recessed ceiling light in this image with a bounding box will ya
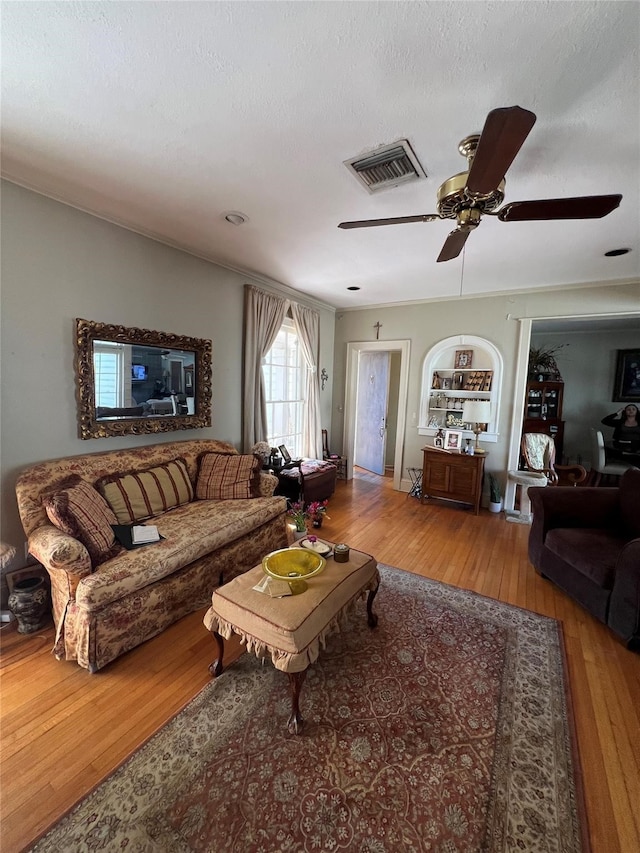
[347,286,361,291]
[604,248,631,256]
[222,211,248,226]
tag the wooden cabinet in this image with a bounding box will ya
[523,380,564,460]
[421,447,486,515]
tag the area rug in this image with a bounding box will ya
[26,565,588,853]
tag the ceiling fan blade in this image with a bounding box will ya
[466,105,537,196]
[497,194,622,222]
[338,214,439,229]
[437,229,470,263]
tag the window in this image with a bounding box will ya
[263,318,305,457]
[93,342,127,408]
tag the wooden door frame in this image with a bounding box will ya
[344,340,410,491]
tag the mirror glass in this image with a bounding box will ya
[75,318,212,439]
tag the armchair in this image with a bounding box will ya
[528,467,640,648]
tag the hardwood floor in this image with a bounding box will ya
[1,470,639,852]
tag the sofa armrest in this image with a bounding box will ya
[608,539,640,646]
[528,486,620,570]
[28,525,92,598]
[258,472,279,497]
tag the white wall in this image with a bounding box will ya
[331,284,640,491]
[0,181,335,584]
[531,327,640,465]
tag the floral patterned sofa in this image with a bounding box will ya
[16,439,288,672]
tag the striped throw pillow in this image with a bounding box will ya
[196,453,261,500]
[98,458,194,525]
[44,477,122,567]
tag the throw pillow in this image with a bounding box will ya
[44,476,122,567]
[196,452,261,500]
[98,458,194,525]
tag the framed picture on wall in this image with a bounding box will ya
[454,349,473,369]
[613,349,640,402]
[444,429,463,451]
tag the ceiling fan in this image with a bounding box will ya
[338,106,622,262]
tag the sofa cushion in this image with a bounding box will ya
[75,496,287,610]
[196,452,261,500]
[619,467,640,538]
[545,527,626,589]
[98,458,193,524]
[44,477,122,567]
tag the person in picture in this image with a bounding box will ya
[601,404,640,447]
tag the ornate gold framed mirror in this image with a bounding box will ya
[75,318,212,439]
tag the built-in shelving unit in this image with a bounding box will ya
[419,335,503,444]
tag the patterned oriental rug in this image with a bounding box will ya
[27,565,588,853]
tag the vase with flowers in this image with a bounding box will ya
[287,501,310,539]
[308,500,330,528]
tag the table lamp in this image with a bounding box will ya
[462,400,492,453]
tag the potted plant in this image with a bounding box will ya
[287,500,310,538]
[528,344,566,380]
[488,474,503,513]
[308,500,329,528]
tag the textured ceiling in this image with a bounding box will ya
[2,1,639,309]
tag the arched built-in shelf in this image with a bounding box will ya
[419,335,503,445]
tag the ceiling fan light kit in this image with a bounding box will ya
[338,105,623,262]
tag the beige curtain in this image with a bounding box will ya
[291,302,323,459]
[242,285,288,451]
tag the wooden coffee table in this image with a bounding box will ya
[203,545,379,734]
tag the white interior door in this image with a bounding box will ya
[355,351,390,475]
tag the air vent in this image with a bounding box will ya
[344,139,426,194]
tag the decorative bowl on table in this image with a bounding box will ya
[262,548,326,594]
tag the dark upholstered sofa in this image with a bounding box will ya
[528,468,640,648]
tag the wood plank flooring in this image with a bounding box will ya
[1,470,639,852]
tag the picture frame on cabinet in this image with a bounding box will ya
[613,349,640,402]
[444,429,463,450]
[434,435,444,448]
[454,349,473,369]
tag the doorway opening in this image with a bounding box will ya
[343,340,410,491]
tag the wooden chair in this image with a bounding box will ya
[521,433,587,486]
[322,429,347,479]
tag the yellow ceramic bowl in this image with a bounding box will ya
[262,548,326,580]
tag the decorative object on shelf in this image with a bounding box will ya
[465,439,475,455]
[453,372,464,390]
[431,371,441,389]
[463,370,493,391]
[446,411,465,427]
[462,399,492,453]
[7,576,49,633]
[441,377,452,390]
[528,344,565,380]
[488,473,503,513]
[444,429,463,450]
[454,349,473,369]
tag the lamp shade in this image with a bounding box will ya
[462,400,491,425]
